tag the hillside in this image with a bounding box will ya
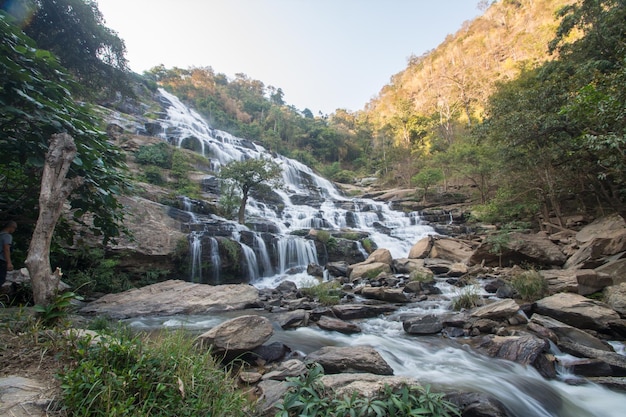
[365,0,575,139]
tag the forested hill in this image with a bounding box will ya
[365,0,575,142]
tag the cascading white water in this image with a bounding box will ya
[207,237,221,284]
[157,88,436,281]
[189,233,202,283]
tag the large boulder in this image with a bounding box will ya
[197,315,273,353]
[107,196,188,272]
[423,237,475,264]
[365,248,393,265]
[360,287,410,303]
[564,214,626,269]
[605,283,626,318]
[470,232,566,268]
[529,314,613,352]
[79,280,260,319]
[402,314,444,335]
[315,316,362,334]
[471,299,520,320]
[348,262,392,281]
[306,346,393,375]
[320,373,412,398]
[478,334,554,378]
[540,269,614,295]
[534,293,621,333]
[596,258,626,285]
[331,304,397,320]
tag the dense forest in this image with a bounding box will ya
[1,0,625,255]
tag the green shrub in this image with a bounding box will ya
[332,169,356,184]
[59,329,251,417]
[511,270,548,301]
[316,230,332,244]
[143,165,166,185]
[33,291,83,328]
[135,142,173,168]
[275,363,460,417]
[451,286,481,311]
[361,238,375,253]
[301,281,342,306]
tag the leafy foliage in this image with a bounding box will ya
[134,142,173,168]
[219,158,283,224]
[59,328,251,416]
[33,290,83,327]
[276,363,460,417]
[1,0,132,98]
[0,11,129,244]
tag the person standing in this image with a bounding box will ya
[0,220,17,286]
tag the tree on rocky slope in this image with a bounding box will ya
[218,158,282,224]
[0,12,129,304]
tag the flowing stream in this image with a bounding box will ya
[135,89,626,416]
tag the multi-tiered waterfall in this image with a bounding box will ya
[156,88,435,287]
[123,89,626,417]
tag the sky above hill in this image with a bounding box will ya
[97,0,483,115]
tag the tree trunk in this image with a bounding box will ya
[238,188,249,225]
[26,133,83,306]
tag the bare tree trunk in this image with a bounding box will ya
[26,133,83,306]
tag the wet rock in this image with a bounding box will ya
[403,314,443,334]
[306,346,393,375]
[331,304,397,320]
[80,280,260,319]
[316,316,362,334]
[360,287,410,303]
[529,314,613,352]
[197,315,273,353]
[446,392,511,417]
[478,333,554,378]
[277,309,309,329]
[326,261,349,277]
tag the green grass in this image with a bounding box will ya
[58,327,253,416]
[510,269,548,301]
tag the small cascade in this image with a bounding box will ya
[207,237,221,284]
[240,243,260,281]
[253,234,273,277]
[189,233,202,283]
[276,236,318,274]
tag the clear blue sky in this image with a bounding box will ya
[97,0,483,115]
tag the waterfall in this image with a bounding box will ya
[189,233,202,283]
[157,88,435,283]
[253,234,273,277]
[276,236,318,274]
[208,237,220,284]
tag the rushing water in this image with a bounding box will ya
[125,279,626,417]
[146,89,626,416]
